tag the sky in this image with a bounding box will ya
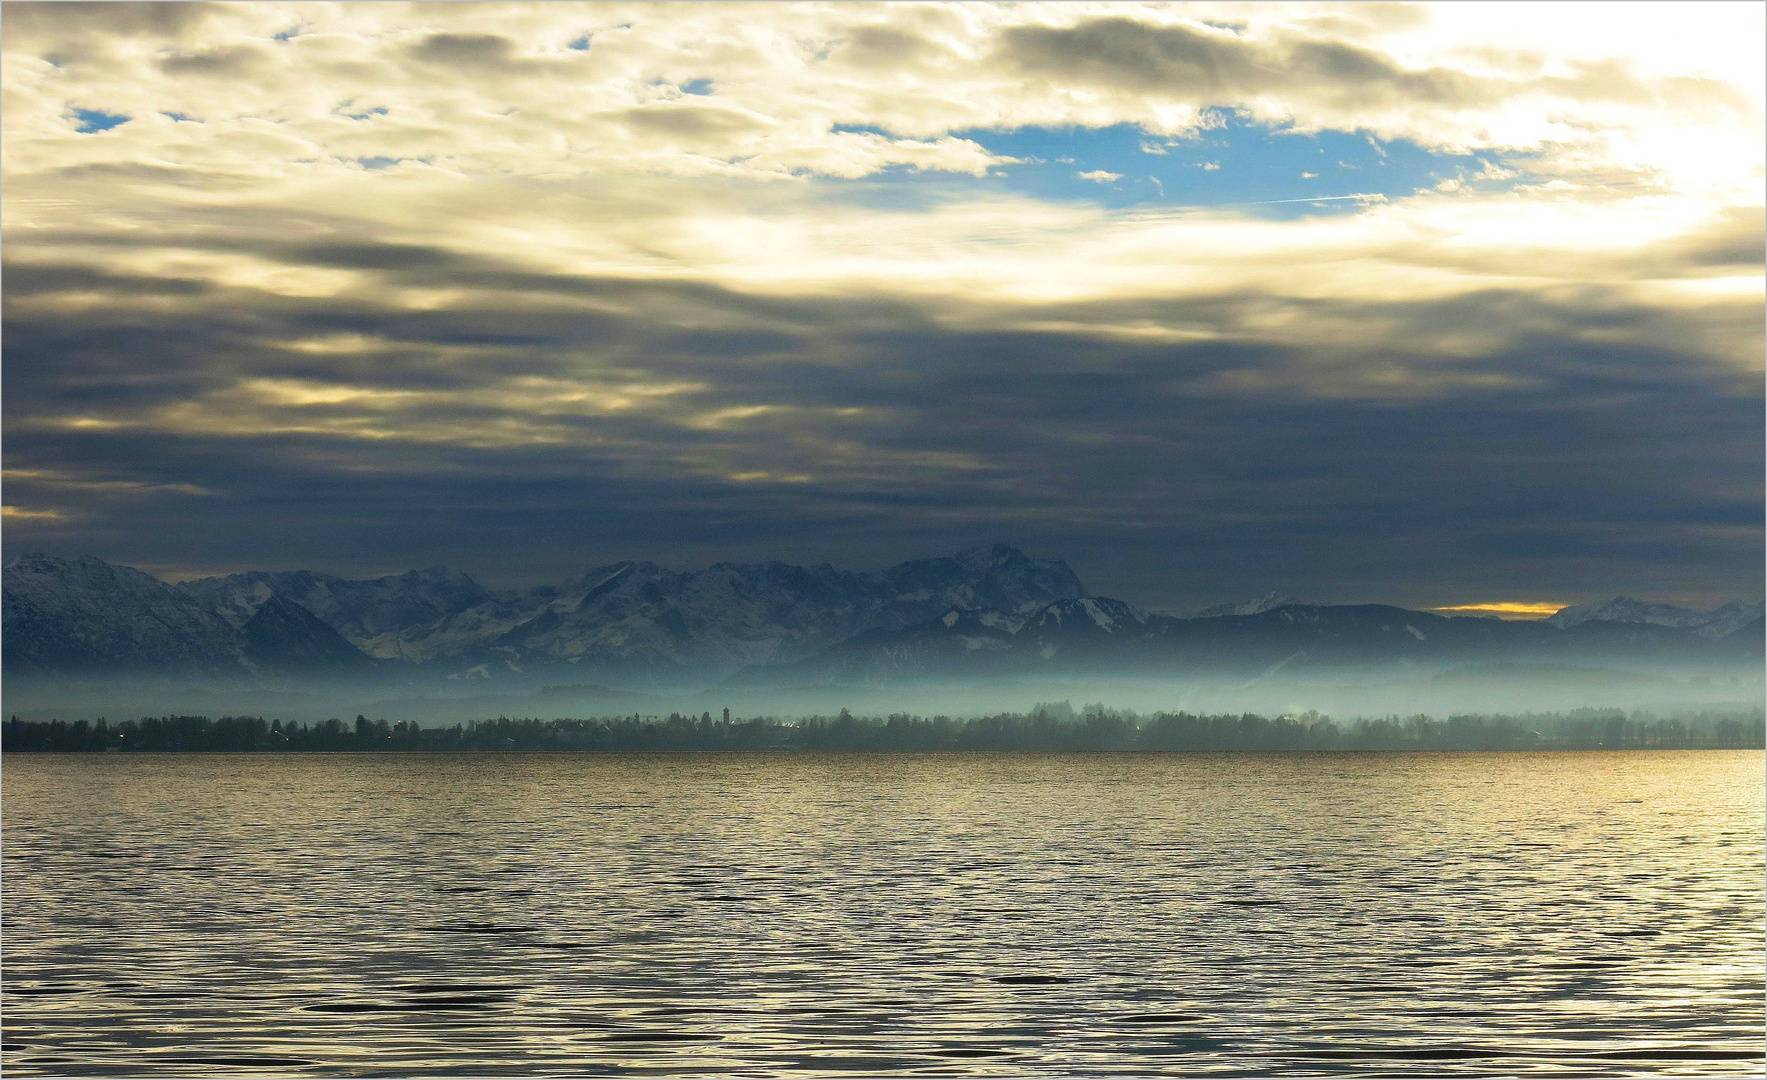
[2,1,1762,613]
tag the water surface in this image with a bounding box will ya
[4,751,1762,1076]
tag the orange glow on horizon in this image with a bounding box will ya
[1433,601,1565,619]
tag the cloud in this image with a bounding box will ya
[2,2,217,40]
[158,43,265,77]
[1000,17,1478,105]
[2,505,68,522]
[0,1,1759,607]
[408,32,519,68]
[5,193,1759,601]
[1,3,1757,190]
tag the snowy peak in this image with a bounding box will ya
[2,554,375,677]
[480,545,1086,675]
[1193,592,1296,619]
[3,553,242,676]
[1680,601,1766,639]
[5,552,167,597]
[1549,596,1698,628]
[1032,596,1148,634]
[175,565,493,644]
[878,544,1087,614]
[1548,596,1765,639]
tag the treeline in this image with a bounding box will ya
[3,706,1763,753]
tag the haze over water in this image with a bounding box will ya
[3,750,1762,1077]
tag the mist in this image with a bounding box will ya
[7,660,1762,731]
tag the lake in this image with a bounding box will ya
[3,751,1762,1076]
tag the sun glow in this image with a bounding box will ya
[1433,602,1566,619]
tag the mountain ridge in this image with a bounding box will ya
[734,599,1754,687]
[1546,596,1764,639]
[5,549,1760,689]
[5,545,1090,684]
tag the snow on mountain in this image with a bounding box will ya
[471,545,1089,679]
[2,553,371,676]
[11,548,1760,687]
[1688,602,1766,640]
[3,553,242,675]
[5,545,1087,683]
[1547,597,1766,639]
[1192,592,1296,618]
[1029,596,1149,635]
[175,567,497,656]
[875,544,1088,615]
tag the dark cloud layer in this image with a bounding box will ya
[998,15,1751,126]
[1003,18,1482,106]
[2,4,1760,610]
[4,229,1759,609]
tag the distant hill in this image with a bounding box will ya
[738,599,1753,686]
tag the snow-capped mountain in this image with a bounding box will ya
[174,566,520,660]
[4,545,1087,684]
[1,553,369,677]
[5,548,1759,688]
[461,544,1090,681]
[176,566,495,639]
[1547,597,1765,639]
[1191,592,1297,618]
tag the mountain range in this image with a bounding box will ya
[1545,596,1763,639]
[3,546,1760,690]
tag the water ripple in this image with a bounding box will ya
[3,750,1762,1076]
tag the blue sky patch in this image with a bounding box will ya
[829,113,1517,218]
[72,108,129,133]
